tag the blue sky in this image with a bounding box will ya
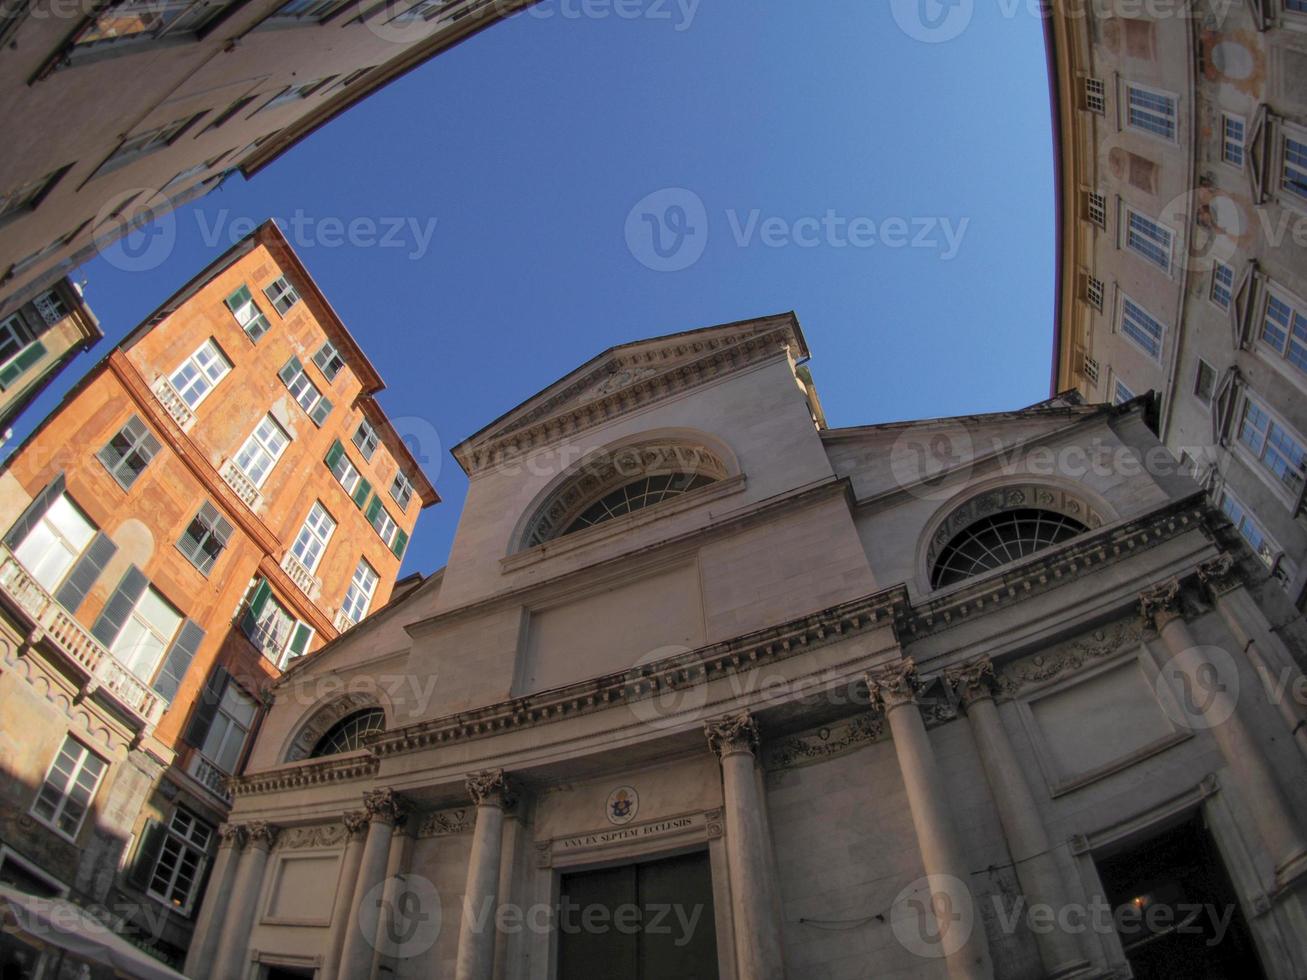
[9,0,1056,577]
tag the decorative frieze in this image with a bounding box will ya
[704,711,759,758]
[275,823,349,850]
[996,616,1144,696]
[762,714,884,771]
[417,807,476,838]
[466,769,513,808]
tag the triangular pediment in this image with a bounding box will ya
[453,312,806,473]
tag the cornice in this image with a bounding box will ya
[454,326,797,474]
[229,753,378,798]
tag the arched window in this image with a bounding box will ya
[931,508,1089,588]
[309,708,384,758]
[562,473,716,536]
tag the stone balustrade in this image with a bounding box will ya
[150,375,195,429]
[220,459,261,509]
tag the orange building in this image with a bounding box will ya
[0,219,436,966]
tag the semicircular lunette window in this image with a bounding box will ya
[930,508,1089,589]
[309,707,385,758]
[562,472,716,536]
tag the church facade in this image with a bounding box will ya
[194,313,1307,979]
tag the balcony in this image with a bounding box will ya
[185,751,232,804]
[150,376,195,430]
[281,551,319,600]
[334,608,357,634]
[0,547,164,730]
[220,459,261,510]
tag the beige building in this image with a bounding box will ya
[189,313,1307,979]
[0,275,100,435]
[0,0,531,316]
[1048,0,1307,606]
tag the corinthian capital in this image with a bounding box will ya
[943,657,996,708]
[244,821,279,850]
[342,810,369,838]
[704,711,759,759]
[465,769,513,808]
[217,823,247,850]
[1139,579,1183,631]
[866,659,920,712]
[1197,553,1240,599]
[362,789,411,827]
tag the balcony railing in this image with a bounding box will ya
[0,548,164,728]
[220,459,261,510]
[334,608,357,634]
[281,552,318,599]
[150,376,195,430]
[186,751,232,804]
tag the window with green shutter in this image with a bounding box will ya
[225,284,270,342]
[97,415,162,490]
[177,502,233,575]
[0,340,46,389]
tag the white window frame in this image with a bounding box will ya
[30,736,107,842]
[1256,284,1307,379]
[1218,486,1282,571]
[1210,262,1235,311]
[331,451,362,495]
[1118,293,1167,362]
[0,312,34,370]
[1277,124,1307,208]
[291,502,336,573]
[263,276,300,316]
[1083,76,1106,114]
[1113,377,1136,405]
[390,471,414,511]
[200,684,257,774]
[353,418,379,461]
[371,503,398,547]
[1233,390,1307,506]
[341,559,378,625]
[146,809,213,915]
[1221,113,1246,168]
[286,363,324,414]
[111,585,182,684]
[234,415,290,488]
[12,492,96,595]
[1194,359,1217,405]
[169,338,231,409]
[1122,81,1179,143]
[1122,205,1174,274]
[0,844,69,897]
[1085,190,1107,229]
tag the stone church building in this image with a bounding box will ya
[192,313,1307,980]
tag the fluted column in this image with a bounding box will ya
[1141,581,1307,886]
[455,769,512,980]
[868,660,993,980]
[210,821,278,980]
[944,659,1084,977]
[339,790,410,980]
[1198,554,1307,760]
[705,711,784,980]
[320,811,370,980]
[184,824,245,980]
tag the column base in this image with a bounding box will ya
[1045,958,1093,980]
[1274,847,1307,891]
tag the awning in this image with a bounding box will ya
[0,884,189,980]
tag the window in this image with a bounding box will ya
[1125,84,1177,141]
[1283,133,1307,202]
[313,338,345,381]
[258,77,336,113]
[203,96,257,133]
[368,497,399,545]
[1238,396,1307,495]
[169,338,231,408]
[1194,360,1216,405]
[148,810,212,913]
[1221,114,1245,167]
[563,473,716,537]
[1289,0,1307,13]
[390,471,414,511]
[1083,355,1100,385]
[234,415,290,488]
[239,580,314,667]
[96,115,199,174]
[1085,275,1105,312]
[269,0,353,20]
[34,290,69,325]
[263,276,299,315]
[391,0,451,21]
[1260,291,1307,375]
[176,502,233,575]
[329,67,373,92]
[1220,490,1277,568]
[1120,295,1166,360]
[1085,191,1107,229]
[224,285,270,342]
[290,502,335,573]
[352,418,378,460]
[13,494,95,594]
[327,441,366,500]
[111,586,182,683]
[341,559,378,625]
[199,681,257,773]
[8,224,84,278]
[1124,208,1173,272]
[31,737,106,840]
[0,313,41,387]
[1083,77,1106,114]
[930,509,1089,589]
[97,416,161,490]
[1211,263,1235,310]
[310,708,384,757]
[278,356,332,424]
[74,0,235,46]
[1113,379,1135,405]
[0,166,68,228]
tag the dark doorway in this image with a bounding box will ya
[263,967,315,980]
[1095,815,1265,979]
[558,849,718,980]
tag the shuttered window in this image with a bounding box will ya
[177,502,233,575]
[225,285,270,342]
[313,339,345,381]
[97,415,162,490]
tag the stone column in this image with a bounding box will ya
[944,659,1085,978]
[704,711,784,980]
[371,820,415,977]
[320,811,370,980]
[1197,554,1307,760]
[455,769,512,980]
[209,821,278,980]
[1141,581,1307,886]
[868,660,993,980]
[339,790,410,980]
[184,824,245,980]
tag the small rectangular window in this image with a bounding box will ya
[1085,191,1107,229]
[313,338,345,381]
[341,559,378,625]
[177,502,233,576]
[1125,83,1177,141]
[1082,356,1100,385]
[225,285,271,342]
[258,77,336,113]
[269,0,353,21]
[169,339,231,408]
[368,496,399,547]
[291,501,336,573]
[1120,296,1166,361]
[97,415,162,490]
[263,276,300,316]
[390,471,414,511]
[0,166,69,227]
[1083,77,1106,114]
[0,313,34,367]
[1282,133,1307,201]
[31,737,106,840]
[1221,114,1245,167]
[1124,208,1173,273]
[204,96,257,133]
[353,419,378,461]
[1085,275,1105,312]
[1259,291,1307,375]
[1113,379,1136,405]
[1194,360,1216,405]
[74,0,236,47]
[97,115,201,174]
[1210,263,1235,310]
[111,585,182,684]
